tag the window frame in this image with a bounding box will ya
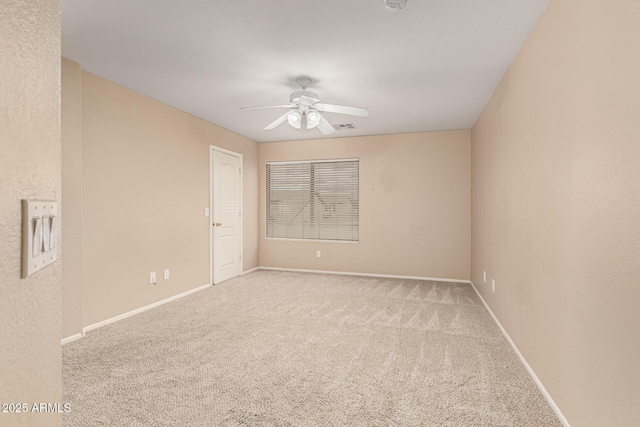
[265,158,360,244]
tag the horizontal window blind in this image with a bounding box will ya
[267,159,359,242]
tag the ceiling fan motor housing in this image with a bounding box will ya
[384,0,407,12]
[290,90,319,105]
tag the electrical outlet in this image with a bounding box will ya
[150,272,156,284]
[316,250,321,258]
[164,269,170,280]
[492,279,495,293]
[483,271,486,283]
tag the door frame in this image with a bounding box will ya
[210,145,243,285]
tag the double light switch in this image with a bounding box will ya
[22,200,58,278]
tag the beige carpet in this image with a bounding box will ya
[63,270,561,426]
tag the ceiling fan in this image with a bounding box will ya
[240,78,369,135]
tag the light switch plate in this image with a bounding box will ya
[22,200,58,278]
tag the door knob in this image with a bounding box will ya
[213,222,221,227]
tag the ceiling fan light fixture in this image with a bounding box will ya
[287,110,302,129]
[306,111,320,129]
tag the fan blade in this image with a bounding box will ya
[240,104,294,110]
[314,103,369,117]
[317,114,336,135]
[264,111,292,130]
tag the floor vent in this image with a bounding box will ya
[333,123,357,130]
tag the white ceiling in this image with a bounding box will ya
[62,0,548,143]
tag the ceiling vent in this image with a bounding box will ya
[333,123,357,130]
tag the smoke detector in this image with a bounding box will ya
[384,0,407,12]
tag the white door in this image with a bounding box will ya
[211,147,242,284]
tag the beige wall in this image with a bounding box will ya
[0,1,62,425]
[62,58,84,339]
[259,131,470,280]
[80,72,259,327]
[471,0,640,425]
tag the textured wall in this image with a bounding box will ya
[471,0,640,425]
[81,72,259,327]
[0,1,62,426]
[259,131,471,281]
[62,58,84,340]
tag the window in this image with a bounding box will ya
[266,159,359,242]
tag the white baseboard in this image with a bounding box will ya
[82,283,212,335]
[241,266,260,275]
[258,266,470,284]
[61,332,84,345]
[469,281,570,427]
